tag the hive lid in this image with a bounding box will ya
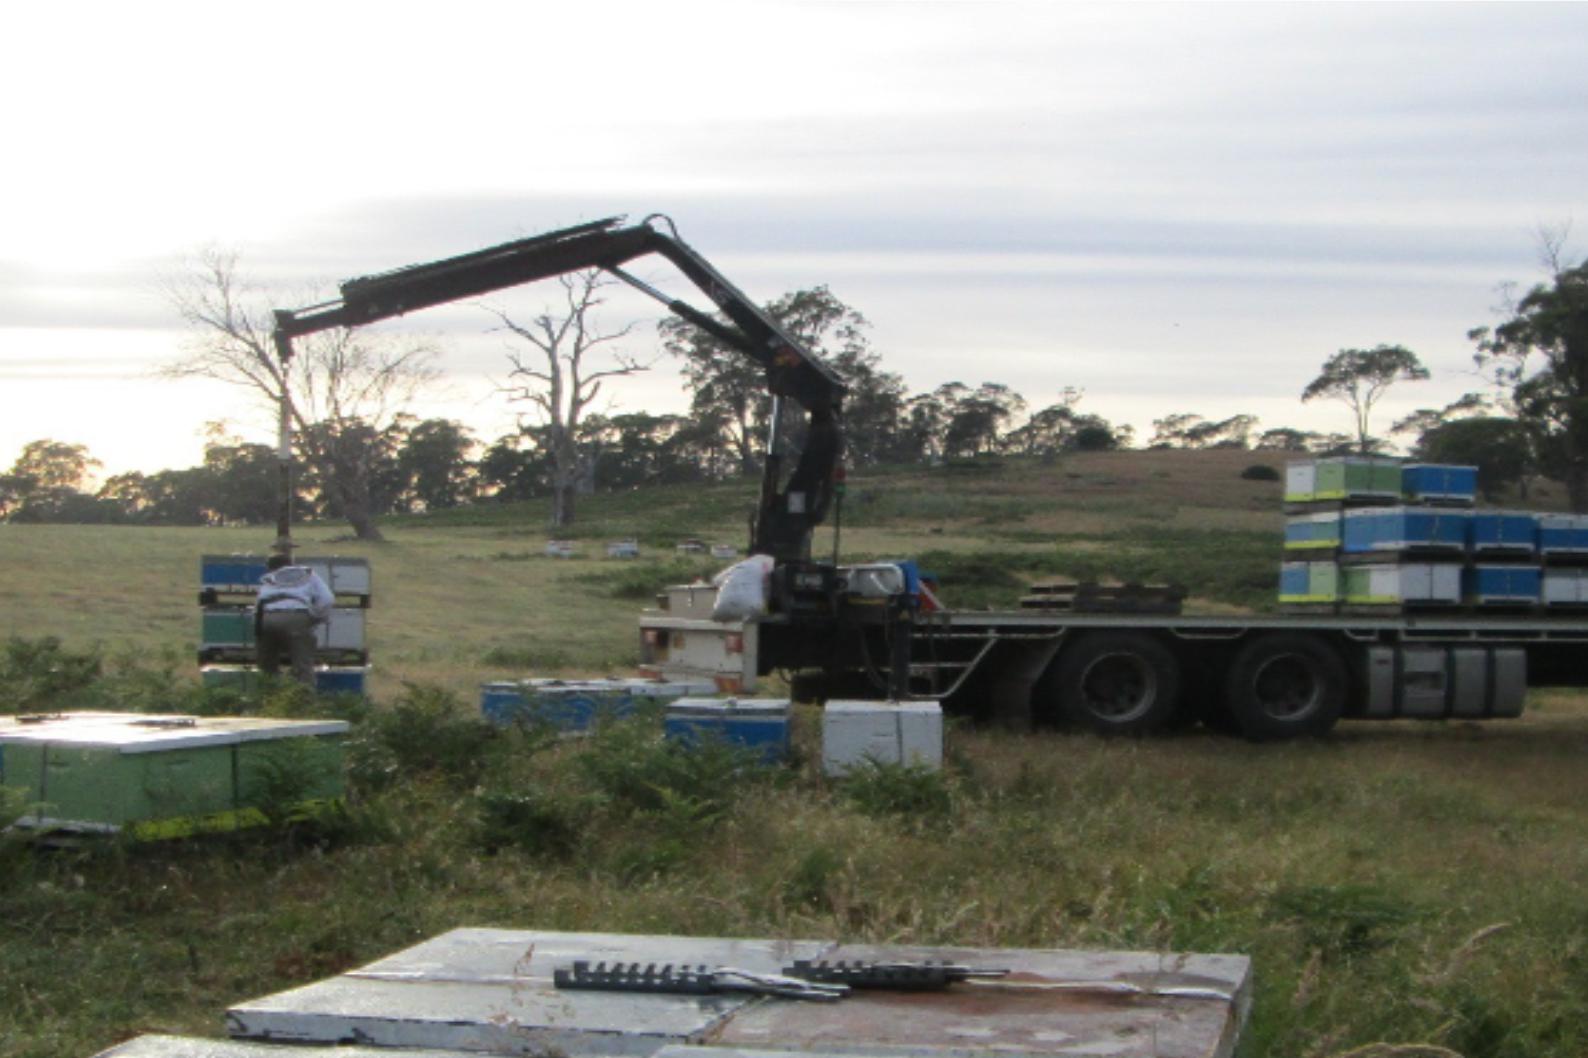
[0,712,348,753]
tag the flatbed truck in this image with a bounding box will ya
[265,213,1587,740]
[638,566,1588,740]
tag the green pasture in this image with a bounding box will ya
[2,450,1586,1058]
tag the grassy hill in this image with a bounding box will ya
[2,449,1586,1058]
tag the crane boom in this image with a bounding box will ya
[270,214,847,565]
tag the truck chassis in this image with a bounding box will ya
[641,583,1588,739]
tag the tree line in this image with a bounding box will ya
[5,238,1585,527]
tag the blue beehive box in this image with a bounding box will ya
[201,556,270,593]
[1342,508,1468,554]
[664,698,791,763]
[1401,464,1477,506]
[315,668,368,695]
[200,666,367,695]
[1464,565,1541,606]
[1469,511,1537,555]
[1539,514,1588,556]
[479,677,718,730]
[477,680,625,730]
[1284,512,1341,552]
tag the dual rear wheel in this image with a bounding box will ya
[1044,631,1346,739]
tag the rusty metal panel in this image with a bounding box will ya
[716,942,1250,1058]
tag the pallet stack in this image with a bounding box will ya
[198,555,373,694]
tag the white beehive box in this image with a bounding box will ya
[822,700,942,777]
[1543,567,1588,606]
[545,540,577,559]
[1342,562,1462,605]
[605,539,640,559]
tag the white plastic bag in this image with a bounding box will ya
[711,554,775,622]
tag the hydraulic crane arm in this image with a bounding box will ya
[271,214,847,563]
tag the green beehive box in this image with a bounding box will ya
[1311,457,1402,502]
[202,607,255,648]
[0,712,348,839]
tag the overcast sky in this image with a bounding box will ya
[3,1,1586,477]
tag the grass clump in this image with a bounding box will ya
[1267,882,1423,960]
[574,557,717,600]
[838,759,955,822]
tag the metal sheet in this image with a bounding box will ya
[228,930,830,1056]
[97,1038,876,1058]
[226,930,1250,1058]
[95,1034,481,1058]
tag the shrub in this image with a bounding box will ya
[1240,464,1281,482]
[369,683,499,789]
[0,637,102,712]
[475,788,590,857]
[839,759,954,821]
[576,722,774,828]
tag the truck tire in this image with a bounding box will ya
[1050,632,1182,735]
[1225,634,1346,740]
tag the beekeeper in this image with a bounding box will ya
[255,554,335,686]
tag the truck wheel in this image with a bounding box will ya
[1051,632,1182,735]
[1225,634,1346,740]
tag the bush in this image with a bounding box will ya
[1240,464,1281,482]
[839,759,954,821]
[475,788,590,857]
[576,722,775,829]
[0,637,102,712]
[367,683,499,789]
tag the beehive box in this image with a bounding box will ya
[201,556,372,600]
[1341,563,1462,606]
[1283,511,1342,551]
[0,712,347,839]
[201,666,368,696]
[605,539,640,559]
[479,677,717,729]
[544,540,577,559]
[1544,567,1588,606]
[1401,463,1478,505]
[1341,508,1468,554]
[1464,565,1541,606]
[1539,513,1588,556]
[1469,511,1538,554]
[664,697,791,762]
[200,606,366,659]
[1286,457,1402,502]
[1279,562,1340,604]
[822,700,943,777]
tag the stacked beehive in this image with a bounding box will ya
[198,555,372,694]
[1281,459,1588,612]
[1281,458,1476,611]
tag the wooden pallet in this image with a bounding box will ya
[1020,580,1186,615]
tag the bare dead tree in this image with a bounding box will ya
[493,270,648,527]
[162,247,441,540]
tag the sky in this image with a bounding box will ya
[3,1,1586,480]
